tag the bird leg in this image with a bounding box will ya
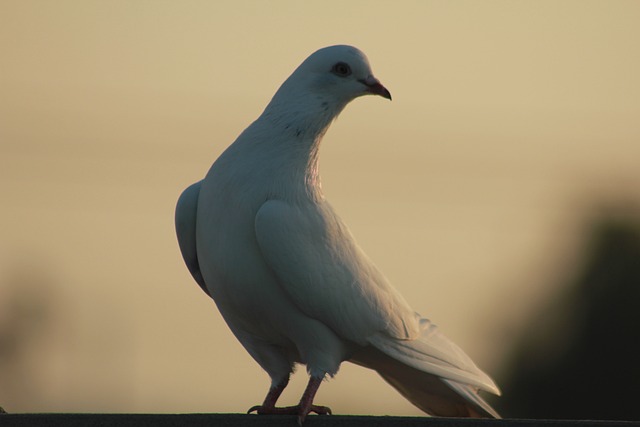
[296,375,331,425]
[247,375,331,425]
[247,377,289,414]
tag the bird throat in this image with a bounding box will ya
[254,92,350,203]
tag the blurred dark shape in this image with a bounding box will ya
[494,215,640,420]
[0,263,56,411]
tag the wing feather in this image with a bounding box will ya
[254,199,420,344]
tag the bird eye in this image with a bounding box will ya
[331,62,351,77]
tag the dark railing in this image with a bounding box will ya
[1,414,640,427]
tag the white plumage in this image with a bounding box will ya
[175,45,500,422]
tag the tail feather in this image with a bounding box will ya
[350,318,500,418]
[444,378,501,418]
[369,318,500,394]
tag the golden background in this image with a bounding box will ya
[1,0,639,416]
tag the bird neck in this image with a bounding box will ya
[260,89,346,142]
[249,92,346,202]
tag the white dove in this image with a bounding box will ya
[175,45,500,424]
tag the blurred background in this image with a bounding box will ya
[1,0,639,419]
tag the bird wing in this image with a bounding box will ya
[254,199,421,345]
[255,199,501,402]
[175,181,209,296]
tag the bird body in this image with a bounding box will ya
[175,45,500,421]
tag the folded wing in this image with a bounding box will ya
[254,199,420,344]
[255,198,500,417]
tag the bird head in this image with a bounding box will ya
[279,45,392,105]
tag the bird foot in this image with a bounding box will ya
[248,404,332,415]
[248,404,331,424]
[248,376,329,424]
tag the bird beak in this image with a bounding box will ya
[360,75,392,100]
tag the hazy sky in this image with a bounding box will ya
[1,0,639,416]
